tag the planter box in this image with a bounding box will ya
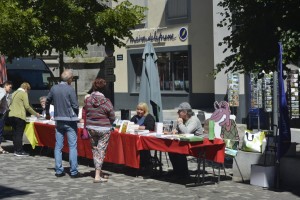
[250,164,275,188]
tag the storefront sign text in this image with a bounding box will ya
[129,31,176,44]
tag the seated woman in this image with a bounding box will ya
[130,102,155,169]
[169,102,203,178]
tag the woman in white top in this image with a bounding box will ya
[39,96,54,119]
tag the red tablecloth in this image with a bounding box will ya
[139,136,225,163]
[33,122,225,169]
[34,123,86,158]
[33,122,141,168]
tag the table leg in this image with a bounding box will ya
[196,157,200,184]
[218,164,220,183]
[186,147,218,187]
[201,148,206,184]
[159,151,162,173]
[193,148,205,185]
[151,150,163,176]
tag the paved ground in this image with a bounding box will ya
[0,140,299,200]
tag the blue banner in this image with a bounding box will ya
[277,42,291,159]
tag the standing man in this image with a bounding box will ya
[0,81,12,154]
[46,69,80,178]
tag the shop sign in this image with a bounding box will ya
[179,27,188,41]
[117,54,123,61]
[129,31,176,44]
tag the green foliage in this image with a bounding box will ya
[95,1,146,48]
[0,0,146,61]
[217,0,300,75]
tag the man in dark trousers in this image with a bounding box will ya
[0,81,12,154]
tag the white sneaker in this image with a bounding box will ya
[14,151,29,156]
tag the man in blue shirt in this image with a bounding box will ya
[46,69,80,178]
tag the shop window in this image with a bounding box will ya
[166,0,191,24]
[130,51,189,92]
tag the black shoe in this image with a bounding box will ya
[70,172,82,178]
[14,151,29,157]
[55,172,66,177]
[177,173,190,180]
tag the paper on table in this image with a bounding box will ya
[156,134,180,140]
[155,122,163,134]
[134,130,150,135]
[178,133,194,138]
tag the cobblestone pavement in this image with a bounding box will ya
[0,140,299,200]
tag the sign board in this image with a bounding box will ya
[105,68,114,76]
[179,27,188,41]
[104,56,115,68]
[105,74,116,82]
[117,54,123,61]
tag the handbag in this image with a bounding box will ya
[81,128,90,140]
[241,130,265,153]
[81,108,90,140]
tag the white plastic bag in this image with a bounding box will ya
[241,130,265,153]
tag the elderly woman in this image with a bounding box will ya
[130,102,155,169]
[39,96,54,119]
[83,78,115,183]
[130,102,155,131]
[169,102,203,178]
[9,82,40,156]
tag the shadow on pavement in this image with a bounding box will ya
[0,185,33,199]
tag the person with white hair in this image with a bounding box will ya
[39,96,54,119]
[45,69,80,178]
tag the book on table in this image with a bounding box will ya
[178,134,204,142]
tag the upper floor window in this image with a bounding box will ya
[130,0,148,28]
[166,0,191,24]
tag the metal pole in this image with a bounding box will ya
[257,83,260,130]
[59,51,64,75]
[273,71,278,132]
[273,71,280,189]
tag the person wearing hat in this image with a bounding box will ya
[173,102,203,135]
[169,102,203,178]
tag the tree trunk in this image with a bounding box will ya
[59,51,64,75]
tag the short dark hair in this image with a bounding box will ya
[3,80,12,87]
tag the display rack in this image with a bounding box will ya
[250,73,263,109]
[287,70,300,119]
[227,73,239,107]
[262,73,273,112]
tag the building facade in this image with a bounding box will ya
[40,0,247,122]
[112,0,247,122]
